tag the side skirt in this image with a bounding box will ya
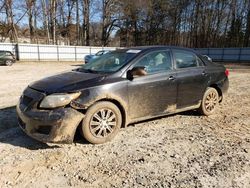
[127,102,201,126]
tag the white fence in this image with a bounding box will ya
[0,42,250,62]
[0,43,116,61]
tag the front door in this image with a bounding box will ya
[127,50,177,120]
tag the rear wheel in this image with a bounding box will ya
[5,60,13,66]
[198,87,219,116]
[81,101,122,144]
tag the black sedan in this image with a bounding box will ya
[17,46,229,144]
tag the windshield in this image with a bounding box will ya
[79,50,138,73]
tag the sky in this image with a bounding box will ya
[0,0,103,29]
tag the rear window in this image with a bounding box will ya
[173,50,199,68]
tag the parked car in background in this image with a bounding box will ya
[84,50,111,64]
[17,46,229,145]
[0,51,16,66]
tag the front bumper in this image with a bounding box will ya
[16,88,84,144]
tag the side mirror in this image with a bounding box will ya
[203,55,212,62]
[127,66,147,80]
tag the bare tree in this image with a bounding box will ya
[244,0,250,46]
[41,0,50,43]
[82,0,90,46]
[50,0,57,44]
[26,0,36,43]
[5,0,18,42]
[101,0,121,46]
[76,0,80,45]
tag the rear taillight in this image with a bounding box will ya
[225,69,229,77]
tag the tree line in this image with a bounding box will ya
[0,0,250,48]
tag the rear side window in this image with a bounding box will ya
[173,50,200,69]
[197,57,205,66]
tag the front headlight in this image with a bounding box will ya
[39,92,81,109]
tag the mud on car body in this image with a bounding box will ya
[17,46,229,144]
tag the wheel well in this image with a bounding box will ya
[74,98,127,141]
[98,99,127,128]
[209,84,223,102]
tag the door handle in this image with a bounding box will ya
[168,76,175,81]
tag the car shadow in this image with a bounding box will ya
[73,127,91,145]
[0,106,60,150]
[127,110,202,127]
[0,106,18,132]
[179,110,202,117]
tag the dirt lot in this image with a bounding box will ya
[0,62,249,188]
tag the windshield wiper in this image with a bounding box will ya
[74,68,99,73]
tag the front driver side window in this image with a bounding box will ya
[134,51,172,75]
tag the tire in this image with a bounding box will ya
[5,60,13,66]
[81,101,122,144]
[198,87,219,116]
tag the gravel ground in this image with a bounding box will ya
[0,62,249,188]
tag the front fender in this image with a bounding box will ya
[72,86,129,125]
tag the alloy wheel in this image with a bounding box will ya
[89,108,117,138]
[6,60,13,66]
[204,90,218,112]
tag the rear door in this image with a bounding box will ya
[172,49,209,109]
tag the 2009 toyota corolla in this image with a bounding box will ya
[17,46,229,144]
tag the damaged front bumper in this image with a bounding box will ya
[16,87,84,144]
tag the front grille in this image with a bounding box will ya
[20,87,45,109]
[21,95,33,106]
[36,126,52,135]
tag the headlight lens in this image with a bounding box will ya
[39,92,81,109]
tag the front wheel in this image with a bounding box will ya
[198,87,219,116]
[5,60,13,66]
[81,101,122,144]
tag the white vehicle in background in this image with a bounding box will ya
[84,50,111,64]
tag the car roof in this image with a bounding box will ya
[118,46,197,53]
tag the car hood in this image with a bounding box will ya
[29,70,105,94]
